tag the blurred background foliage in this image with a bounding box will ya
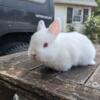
[84,15,100,43]
[84,0,100,43]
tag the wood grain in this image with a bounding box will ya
[0,45,100,100]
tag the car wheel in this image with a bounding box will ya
[0,34,31,56]
[1,42,29,56]
[5,42,29,54]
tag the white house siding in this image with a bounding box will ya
[66,5,92,32]
[55,4,67,32]
[54,4,92,32]
[54,0,97,7]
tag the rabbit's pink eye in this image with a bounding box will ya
[43,42,48,48]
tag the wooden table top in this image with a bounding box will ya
[0,45,100,100]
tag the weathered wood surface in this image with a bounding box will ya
[0,45,100,100]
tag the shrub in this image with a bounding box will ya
[67,24,75,32]
[84,15,100,43]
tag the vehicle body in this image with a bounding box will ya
[0,0,54,56]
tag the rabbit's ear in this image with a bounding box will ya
[48,19,61,37]
[37,20,46,31]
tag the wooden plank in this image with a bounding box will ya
[52,78,100,100]
[53,65,95,84]
[0,45,100,99]
[0,52,41,76]
[0,79,46,100]
[1,72,100,100]
[0,59,100,100]
[0,51,41,70]
[86,65,100,89]
[85,44,100,89]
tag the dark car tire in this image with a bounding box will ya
[3,42,29,55]
[0,34,31,56]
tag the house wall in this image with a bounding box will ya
[55,4,67,32]
[54,3,92,32]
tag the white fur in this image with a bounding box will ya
[28,20,96,71]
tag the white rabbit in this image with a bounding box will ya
[28,19,96,71]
